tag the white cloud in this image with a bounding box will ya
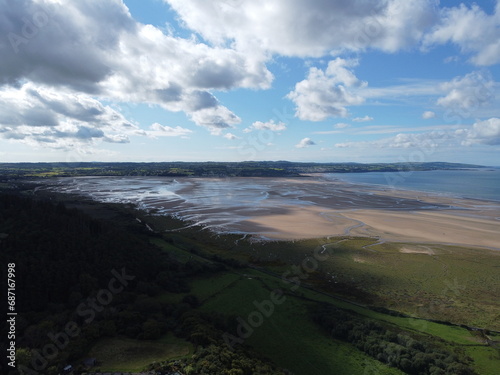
[0,0,274,142]
[243,120,286,133]
[462,118,500,146]
[315,124,462,136]
[444,56,460,64]
[313,130,343,135]
[148,123,192,138]
[356,73,498,118]
[286,58,365,121]
[387,131,453,148]
[0,0,133,90]
[352,116,373,122]
[223,132,238,140]
[334,123,350,129]
[99,23,263,133]
[0,83,140,149]
[335,130,456,149]
[166,0,438,56]
[423,3,500,65]
[2,0,498,161]
[356,125,462,135]
[422,111,436,119]
[295,137,316,148]
[361,79,443,99]
[189,106,241,135]
[335,119,500,149]
[437,71,495,112]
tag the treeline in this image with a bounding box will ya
[312,304,476,375]
[0,161,485,178]
[0,193,194,312]
[153,311,290,375]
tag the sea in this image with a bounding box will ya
[328,168,500,202]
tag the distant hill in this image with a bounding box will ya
[0,161,486,178]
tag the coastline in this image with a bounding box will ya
[37,175,500,250]
[237,203,500,250]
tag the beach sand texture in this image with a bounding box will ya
[45,175,500,249]
[241,206,500,249]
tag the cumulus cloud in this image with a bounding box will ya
[422,111,436,119]
[166,0,438,56]
[423,3,500,65]
[462,118,500,146]
[352,116,373,122]
[437,71,495,112]
[243,120,286,133]
[189,106,241,135]
[0,83,140,148]
[287,58,365,121]
[0,0,274,143]
[223,132,238,140]
[2,0,498,159]
[0,0,134,91]
[295,137,316,148]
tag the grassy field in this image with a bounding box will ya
[209,236,500,330]
[143,234,500,374]
[195,273,404,375]
[195,269,500,374]
[86,334,192,372]
[466,345,500,375]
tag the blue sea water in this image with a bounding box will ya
[329,168,500,202]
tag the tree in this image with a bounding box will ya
[142,319,164,340]
[16,348,32,367]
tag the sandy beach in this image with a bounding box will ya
[237,201,500,249]
[43,175,500,250]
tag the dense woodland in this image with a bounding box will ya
[312,305,475,375]
[0,192,283,374]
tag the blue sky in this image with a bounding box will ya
[1,0,500,165]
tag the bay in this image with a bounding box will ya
[328,168,500,202]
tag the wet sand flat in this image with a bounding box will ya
[40,175,500,249]
[341,209,500,249]
[237,204,500,249]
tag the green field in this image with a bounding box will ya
[200,235,500,331]
[87,334,192,372]
[194,273,403,375]
[143,232,500,375]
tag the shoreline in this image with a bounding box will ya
[35,175,500,250]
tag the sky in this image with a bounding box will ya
[1,0,500,165]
